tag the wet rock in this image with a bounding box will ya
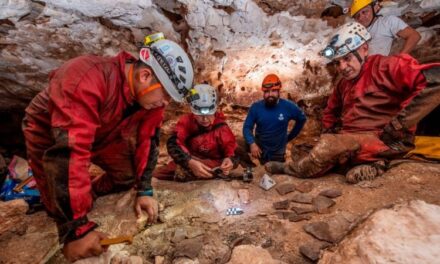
[291,193,314,204]
[303,214,354,243]
[174,237,204,259]
[319,189,342,198]
[291,206,315,215]
[299,241,331,261]
[313,196,336,214]
[275,182,296,195]
[296,181,314,193]
[227,245,287,264]
[320,201,440,264]
[289,214,312,222]
[273,200,290,210]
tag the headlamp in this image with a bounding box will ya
[321,46,336,60]
[200,108,210,115]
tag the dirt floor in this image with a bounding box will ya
[39,160,440,264]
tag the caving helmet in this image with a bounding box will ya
[261,74,282,91]
[139,32,195,103]
[189,84,218,115]
[320,22,371,61]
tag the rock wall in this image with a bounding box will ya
[319,200,440,264]
[0,0,334,111]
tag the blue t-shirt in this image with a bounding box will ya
[243,98,307,161]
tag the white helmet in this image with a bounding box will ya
[321,22,371,60]
[190,84,218,115]
[139,33,194,103]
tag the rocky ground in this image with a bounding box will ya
[1,158,440,264]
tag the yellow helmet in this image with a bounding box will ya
[350,0,373,17]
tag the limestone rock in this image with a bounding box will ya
[319,189,342,198]
[227,245,287,264]
[174,237,204,260]
[291,206,315,215]
[313,196,336,214]
[273,200,290,210]
[291,193,314,204]
[303,213,355,243]
[299,241,331,261]
[295,181,314,193]
[289,214,312,222]
[319,200,440,264]
[275,182,296,195]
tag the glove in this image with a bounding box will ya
[380,123,414,152]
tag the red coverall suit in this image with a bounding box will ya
[22,52,164,243]
[153,112,237,181]
[287,54,440,178]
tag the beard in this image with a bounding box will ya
[264,96,279,107]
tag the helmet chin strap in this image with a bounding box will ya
[365,3,378,28]
[353,50,364,64]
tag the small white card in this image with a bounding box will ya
[259,173,276,190]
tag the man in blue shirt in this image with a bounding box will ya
[241,74,307,165]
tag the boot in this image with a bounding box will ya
[265,161,286,174]
[345,161,386,184]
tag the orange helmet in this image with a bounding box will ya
[262,74,282,91]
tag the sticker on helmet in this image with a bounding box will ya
[166,55,176,68]
[140,48,150,61]
[160,44,172,54]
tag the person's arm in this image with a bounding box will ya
[322,84,343,133]
[218,124,238,174]
[397,26,421,54]
[44,69,107,260]
[242,104,262,158]
[166,115,192,168]
[242,104,257,145]
[287,104,307,141]
[133,107,164,224]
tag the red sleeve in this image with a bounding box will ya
[322,83,343,130]
[218,125,237,158]
[47,66,104,242]
[135,107,164,190]
[174,114,193,154]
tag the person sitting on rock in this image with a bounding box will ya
[265,22,440,183]
[238,73,307,166]
[350,0,421,56]
[22,33,195,262]
[153,84,238,181]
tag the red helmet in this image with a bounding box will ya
[262,74,282,91]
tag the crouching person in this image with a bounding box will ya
[22,34,194,262]
[153,84,238,181]
[266,22,440,183]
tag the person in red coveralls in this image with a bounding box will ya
[266,22,440,183]
[153,84,238,181]
[22,33,195,262]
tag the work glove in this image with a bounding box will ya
[380,123,415,152]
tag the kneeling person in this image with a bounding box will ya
[154,84,238,181]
